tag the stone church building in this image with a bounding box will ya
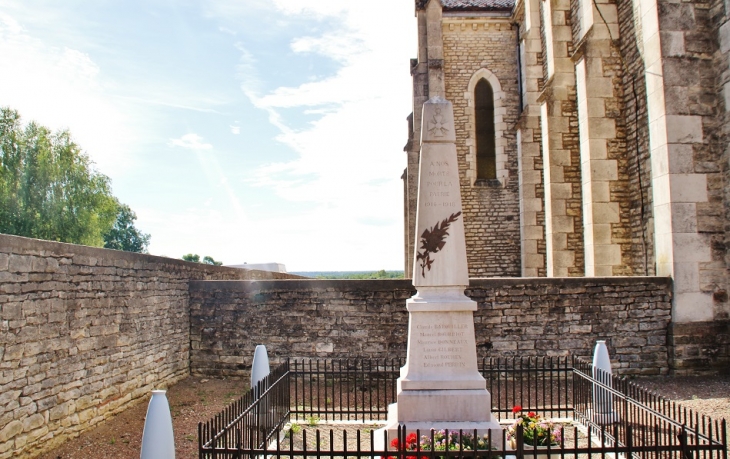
[402,0,730,333]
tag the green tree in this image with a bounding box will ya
[0,108,119,246]
[315,270,404,279]
[182,254,223,265]
[103,202,151,253]
[202,256,222,266]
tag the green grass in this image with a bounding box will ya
[285,422,302,439]
[306,415,320,427]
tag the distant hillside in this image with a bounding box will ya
[292,270,404,279]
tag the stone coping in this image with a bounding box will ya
[1,232,303,278]
[190,276,671,291]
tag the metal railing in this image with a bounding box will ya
[198,357,727,459]
[572,358,727,459]
[289,358,402,422]
[482,356,573,420]
[198,361,290,453]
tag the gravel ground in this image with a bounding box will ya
[637,375,730,421]
[34,374,729,459]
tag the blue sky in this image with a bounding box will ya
[0,0,416,271]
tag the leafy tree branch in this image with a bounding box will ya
[0,107,149,251]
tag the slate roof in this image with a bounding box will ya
[416,0,515,12]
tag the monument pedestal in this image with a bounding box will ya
[377,288,501,447]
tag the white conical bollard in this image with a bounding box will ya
[140,390,176,459]
[591,340,619,425]
[251,345,271,426]
[251,344,270,397]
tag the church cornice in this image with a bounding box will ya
[417,0,514,12]
[442,11,512,17]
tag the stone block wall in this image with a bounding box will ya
[190,276,672,378]
[189,279,413,375]
[616,0,655,276]
[0,234,296,459]
[669,320,730,374]
[516,0,549,278]
[442,17,523,277]
[719,0,730,328]
[538,0,587,278]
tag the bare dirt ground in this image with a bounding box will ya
[36,376,249,459]
[35,374,729,459]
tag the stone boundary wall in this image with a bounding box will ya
[0,234,298,459]
[190,277,672,377]
[669,320,730,375]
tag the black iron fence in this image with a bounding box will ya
[483,357,573,420]
[572,358,727,459]
[198,357,727,459]
[289,358,402,422]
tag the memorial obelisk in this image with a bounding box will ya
[381,96,501,437]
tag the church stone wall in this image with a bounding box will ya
[616,0,656,276]
[715,0,730,325]
[441,17,523,277]
[190,277,673,378]
[0,234,295,459]
[515,0,549,277]
[538,0,587,277]
[677,0,730,321]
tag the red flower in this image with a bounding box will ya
[406,433,418,446]
[528,412,536,418]
[512,405,522,414]
[391,438,400,448]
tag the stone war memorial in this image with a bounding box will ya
[380,97,502,440]
[2,0,730,457]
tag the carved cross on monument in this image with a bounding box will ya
[379,96,501,442]
[428,108,449,138]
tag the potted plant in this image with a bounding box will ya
[507,406,562,458]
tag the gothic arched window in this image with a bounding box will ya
[475,78,496,180]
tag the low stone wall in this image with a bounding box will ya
[669,320,730,375]
[0,234,297,459]
[190,276,672,377]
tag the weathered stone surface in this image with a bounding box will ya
[190,277,673,377]
[668,320,730,374]
[21,414,43,433]
[0,233,300,459]
[0,421,22,443]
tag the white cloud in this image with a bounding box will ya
[270,0,348,18]
[218,0,415,269]
[219,26,237,36]
[144,193,401,271]
[290,33,365,64]
[159,134,248,235]
[0,12,133,174]
[202,0,273,20]
[235,42,262,101]
[169,133,213,150]
[230,125,241,134]
[244,1,415,184]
